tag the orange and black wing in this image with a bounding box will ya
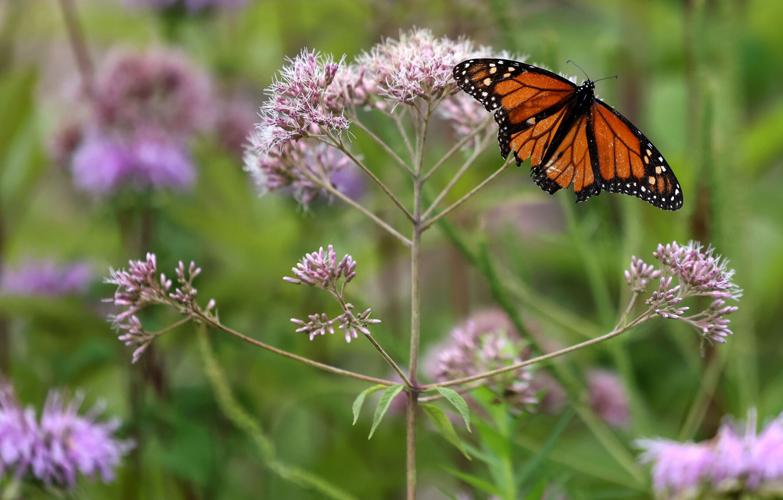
[531,112,602,202]
[454,59,601,201]
[590,101,683,210]
[454,59,576,159]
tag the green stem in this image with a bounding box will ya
[421,117,491,181]
[421,159,510,230]
[423,314,650,390]
[351,118,414,175]
[331,138,415,222]
[302,169,411,247]
[195,311,395,386]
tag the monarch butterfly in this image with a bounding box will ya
[454,59,683,210]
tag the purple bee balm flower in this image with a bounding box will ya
[747,413,783,488]
[0,383,131,489]
[357,28,485,104]
[0,384,37,478]
[129,133,196,189]
[428,309,537,411]
[248,49,349,155]
[638,410,783,496]
[638,439,713,496]
[626,241,742,345]
[70,134,131,194]
[123,0,246,12]
[0,260,92,296]
[70,132,195,194]
[31,392,133,488]
[586,369,630,429]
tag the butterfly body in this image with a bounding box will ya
[455,59,683,210]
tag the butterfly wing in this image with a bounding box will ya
[531,112,602,201]
[590,100,683,210]
[455,59,600,200]
[454,59,576,159]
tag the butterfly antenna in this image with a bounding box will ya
[594,75,619,84]
[566,59,590,81]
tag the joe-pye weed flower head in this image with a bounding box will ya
[625,241,741,345]
[106,253,216,362]
[284,245,380,343]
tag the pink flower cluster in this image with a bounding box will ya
[626,241,742,344]
[244,29,503,206]
[639,411,783,497]
[106,253,215,362]
[284,245,380,343]
[427,309,538,412]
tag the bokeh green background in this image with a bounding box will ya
[1,0,782,498]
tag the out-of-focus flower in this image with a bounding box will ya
[329,164,366,201]
[0,260,92,296]
[357,28,483,104]
[625,241,741,344]
[244,140,353,206]
[54,48,212,195]
[436,92,488,137]
[638,439,713,498]
[92,49,212,139]
[123,0,247,13]
[105,254,215,362]
[428,309,537,412]
[285,245,380,343]
[586,369,630,429]
[247,49,349,155]
[0,383,131,489]
[0,384,37,478]
[214,94,257,158]
[130,132,196,189]
[638,410,783,498]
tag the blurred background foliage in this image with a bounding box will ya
[1,0,782,498]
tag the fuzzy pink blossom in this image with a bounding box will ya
[357,28,485,104]
[586,369,630,429]
[626,241,741,344]
[428,309,537,411]
[248,49,349,154]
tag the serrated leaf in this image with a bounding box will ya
[367,384,404,439]
[351,384,386,425]
[422,404,471,461]
[435,387,471,431]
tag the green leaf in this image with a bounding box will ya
[422,404,471,460]
[351,384,386,425]
[435,387,471,431]
[442,466,499,496]
[516,409,574,489]
[367,384,404,439]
